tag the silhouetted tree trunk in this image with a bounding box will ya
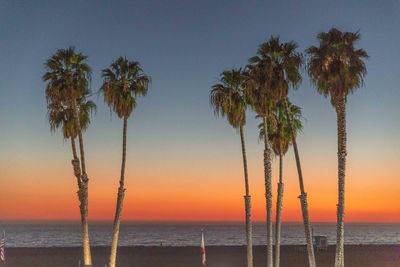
[274,153,284,267]
[73,100,92,266]
[262,116,273,267]
[109,117,128,267]
[284,98,316,267]
[240,125,253,267]
[334,95,346,267]
[71,137,82,188]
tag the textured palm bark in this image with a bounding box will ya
[72,100,92,266]
[299,193,315,267]
[109,117,128,267]
[274,154,284,267]
[71,137,82,188]
[284,99,316,267]
[334,96,346,267]
[79,178,91,267]
[244,196,253,267]
[262,117,273,267]
[240,126,253,267]
[71,138,92,266]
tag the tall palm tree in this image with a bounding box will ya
[246,36,316,267]
[259,101,303,267]
[210,68,253,267]
[307,28,368,267]
[100,57,150,267]
[245,57,275,267]
[43,47,94,266]
[277,40,317,267]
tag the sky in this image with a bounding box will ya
[0,0,399,223]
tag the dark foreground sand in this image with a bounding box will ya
[4,245,400,267]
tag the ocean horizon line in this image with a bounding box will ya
[2,220,399,224]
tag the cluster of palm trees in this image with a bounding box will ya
[43,49,150,267]
[42,27,366,267]
[210,28,367,267]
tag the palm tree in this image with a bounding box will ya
[259,101,303,267]
[43,47,94,266]
[210,68,253,267]
[100,57,150,267]
[246,36,315,267]
[307,28,368,267]
[245,57,275,267]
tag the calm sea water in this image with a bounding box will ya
[0,223,399,248]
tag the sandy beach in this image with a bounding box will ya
[3,245,400,267]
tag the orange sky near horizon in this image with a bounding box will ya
[1,138,399,223]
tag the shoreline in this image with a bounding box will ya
[5,243,400,248]
[4,245,400,266]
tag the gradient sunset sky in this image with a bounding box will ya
[0,0,399,223]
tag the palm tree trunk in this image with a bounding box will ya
[71,137,82,189]
[239,125,253,267]
[284,99,316,267]
[109,117,128,267]
[334,96,346,267]
[262,116,273,267]
[274,153,284,267]
[72,100,92,266]
[79,166,92,267]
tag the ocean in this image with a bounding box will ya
[1,222,399,248]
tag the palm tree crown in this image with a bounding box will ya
[246,36,303,115]
[48,98,96,139]
[210,68,247,128]
[43,47,91,106]
[306,28,368,105]
[259,101,303,156]
[101,57,150,118]
[43,47,93,137]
